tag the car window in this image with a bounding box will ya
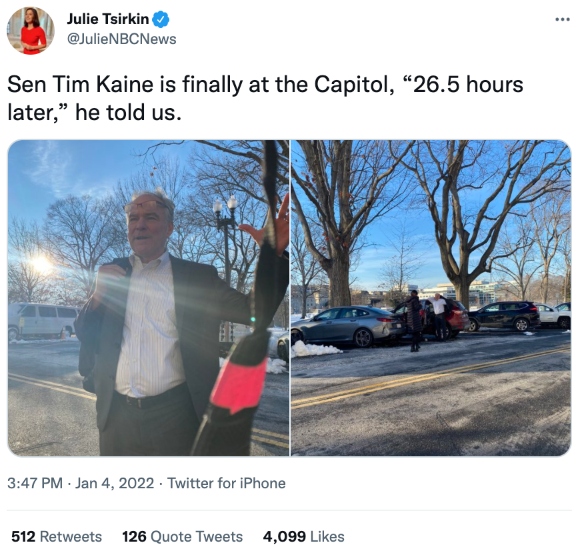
[484,304,500,312]
[452,300,466,310]
[38,306,57,318]
[354,309,370,317]
[393,304,407,314]
[341,309,355,318]
[501,303,519,311]
[317,309,341,320]
[57,307,77,318]
[557,303,570,311]
[20,306,36,317]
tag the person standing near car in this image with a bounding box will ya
[427,293,448,341]
[406,290,423,352]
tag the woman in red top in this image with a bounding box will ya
[21,8,46,54]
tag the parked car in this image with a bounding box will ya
[290,306,405,349]
[391,298,470,339]
[535,303,571,329]
[277,332,290,362]
[8,303,80,341]
[467,301,541,332]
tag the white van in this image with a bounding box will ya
[8,303,80,341]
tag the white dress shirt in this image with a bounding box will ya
[115,252,186,397]
[428,297,447,315]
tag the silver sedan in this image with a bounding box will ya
[290,306,405,349]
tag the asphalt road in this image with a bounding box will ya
[291,329,571,456]
[8,339,289,457]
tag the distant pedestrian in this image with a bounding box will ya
[427,293,448,341]
[406,290,423,352]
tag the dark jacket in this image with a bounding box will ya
[75,253,289,431]
[405,295,423,333]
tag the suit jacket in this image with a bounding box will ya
[75,253,289,431]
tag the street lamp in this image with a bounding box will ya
[213,195,238,287]
[213,195,238,352]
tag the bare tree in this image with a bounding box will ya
[42,194,126,298]
[531,190,570,303]
[380,221,424,305]
[8,219,54,303]
[399,140,570,306]
[292,140,415,307]
[291,215,326,318]
[490,215,541,300]
[559,229,571,303]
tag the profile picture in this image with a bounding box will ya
[7,7,54,54]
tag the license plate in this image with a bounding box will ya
[396,323,401,328]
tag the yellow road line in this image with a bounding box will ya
[9,373,97,400]
[292,346,570,410]
[9,373,288,448]
[252,428,289,441]
[9,373,92,395]
[251,434,289,450]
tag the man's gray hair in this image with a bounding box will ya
[128,187,175,222]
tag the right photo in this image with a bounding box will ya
[289,140,571,456]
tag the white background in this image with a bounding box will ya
[2,1,577,544]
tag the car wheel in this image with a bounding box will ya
[449,329,459,339]
[467,319,480,332]
[290,329,303,345]
[354,328,373,348]
[557,316,571,330]
[8,327,19,342]
[277,340,289,362]
[513,318,530,332]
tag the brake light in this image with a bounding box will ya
[377,317,394,323]
[529,306,538,312]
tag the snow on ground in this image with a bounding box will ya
[291,340,342,358]
[9,337,79,344]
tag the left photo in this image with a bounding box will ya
[8,140,290,456]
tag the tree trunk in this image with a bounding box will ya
[301,289,307,318]
[328,248,351,307]
[453,277,472,309]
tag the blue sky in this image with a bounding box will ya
[8,140,192,223]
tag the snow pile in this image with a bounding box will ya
[219,356,288,374]
[267,358,288,374]
[523,331,536,336]
[291,340,342,357]
[562,330,571,334]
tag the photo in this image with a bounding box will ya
[7,7,54,55]
[8,140,290,456]
[290,140,571,456]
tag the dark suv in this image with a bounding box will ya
[467,301,540,332]
[392,298,470,339]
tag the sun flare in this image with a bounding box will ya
[31,255,53,275]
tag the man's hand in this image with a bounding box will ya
[239,193,290,256]
[90,264,127,308]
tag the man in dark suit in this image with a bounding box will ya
[75,189,289,456]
